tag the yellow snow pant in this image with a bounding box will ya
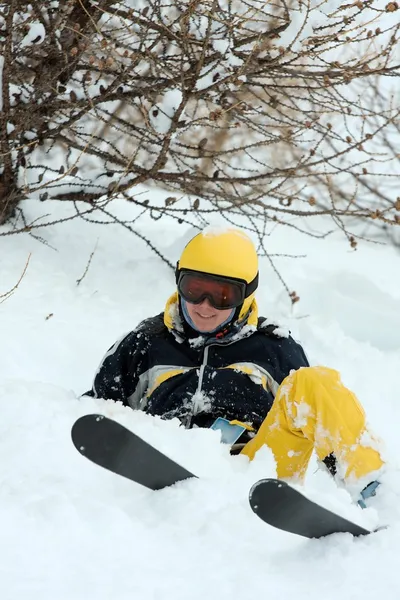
[241,366,384,483]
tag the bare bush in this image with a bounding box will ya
[0,0,399,247]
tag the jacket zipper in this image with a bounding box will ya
[187,336,246,427]
[194,344,210,413]
[184,344,212,427]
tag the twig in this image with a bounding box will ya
[0,253,31,304]
[76,240,99,285]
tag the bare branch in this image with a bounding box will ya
[0,0,399,281]
[0,253,31,304]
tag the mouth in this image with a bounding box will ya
[195,312,216,319]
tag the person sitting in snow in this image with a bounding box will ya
[87,228,383,506]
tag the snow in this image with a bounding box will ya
[1,190,400,599]
[149,89,184,135]
[213,39,230,54]
[195,61,222,91]
[202,224,251,239]
[20,22,46,48]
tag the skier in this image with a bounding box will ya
[87,228,383,506]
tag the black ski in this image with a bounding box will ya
[71,414,196,490]
[249,478,372,539]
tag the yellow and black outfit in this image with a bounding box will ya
[88,229,384,488]
[89,294,308,431]
[89,294,383,485]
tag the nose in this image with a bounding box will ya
[198,297,214,310]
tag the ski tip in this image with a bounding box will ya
[249,478,288,516]
[249,478,285,497]
[71,413,106,454]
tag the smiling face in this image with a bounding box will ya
[185,298,234,332]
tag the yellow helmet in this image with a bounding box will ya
[177,228,259,320]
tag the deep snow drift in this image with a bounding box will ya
[1,192,400,600]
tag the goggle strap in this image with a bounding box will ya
[175,261,180,284]
[246,272,258,297]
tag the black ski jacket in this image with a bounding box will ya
[87,294,309,431]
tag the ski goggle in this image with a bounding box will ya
[177,270,256,310]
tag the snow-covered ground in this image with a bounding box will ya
[1,192,400,600]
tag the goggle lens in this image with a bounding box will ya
[178,272,245,309]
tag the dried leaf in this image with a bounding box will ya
[209,110,222,122]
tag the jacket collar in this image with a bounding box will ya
[163,292,258,346]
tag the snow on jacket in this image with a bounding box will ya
[87,293,309,431]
